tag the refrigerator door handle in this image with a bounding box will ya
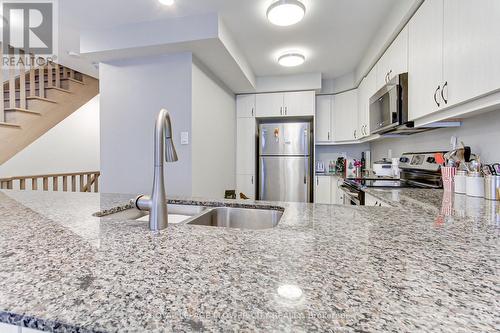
[303,129,307,184]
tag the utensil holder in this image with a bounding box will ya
[485,175,500,201]
[466,172,484,197]
[454,171,467,194]
[441,166,457,192]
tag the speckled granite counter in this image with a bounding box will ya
[0,189,498,333]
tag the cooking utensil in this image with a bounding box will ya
[434,153,446,166]
[491,163,500,176]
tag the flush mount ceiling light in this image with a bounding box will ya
[278,52,306,67]
[158,0,175,6]
[267,0,306,26]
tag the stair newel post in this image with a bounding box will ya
[29,54,36,97]
[0,43,4,122]
[19,50,26,109]
[8,46,16,109]
[38,63,45,99]
[55,63,60,88]
[47,61,53,88]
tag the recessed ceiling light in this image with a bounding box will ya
[158,0,174,6]
[267,0,306,26]
[277,284,303,301]
[278,52,305,67]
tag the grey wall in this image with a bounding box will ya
[316,143,370,165]
[99,53,193,195]
[191,61,236,198]
[370,110,500,163]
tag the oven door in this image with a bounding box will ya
[340,185,362,206]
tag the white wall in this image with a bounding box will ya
[191,61,236,198]
[0,96,100,177]
[99,53,193,195]
[370,110,500,163]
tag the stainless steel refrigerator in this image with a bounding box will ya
[258,122,312,202]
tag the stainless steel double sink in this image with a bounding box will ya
[100,204,283,230]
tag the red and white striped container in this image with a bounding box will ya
[441,166,457,192]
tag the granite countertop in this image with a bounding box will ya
[0,189,498,333]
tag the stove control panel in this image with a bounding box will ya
[399,152,445,172]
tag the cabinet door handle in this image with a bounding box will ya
[251,107,254,117]
[434,85,441,107]
[441,81,448,105]
[251,176,254,184]
[316,177,319,186]
[280,107,283,115]
[285,106,288,115]
[327,132,330,141]
[388,69,393,80]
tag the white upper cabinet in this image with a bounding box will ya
[236,95,256,118]
[358,67,377,138]
[256,91,314,117]
[315,95,332,142]
[443,0,500,107]
[408,0,444,121]
[376,26,409,90]
[332,89,359,142]
[236,117,256,175]
[256,93,284,117]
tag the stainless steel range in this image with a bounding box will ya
[341,151,445,205]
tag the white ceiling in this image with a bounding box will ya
[61,0,399,79]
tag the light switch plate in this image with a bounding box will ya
[181,131,189,145]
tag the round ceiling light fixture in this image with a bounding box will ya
[158,0,175,6]
[267,0,306,26]
[278,52,306,67]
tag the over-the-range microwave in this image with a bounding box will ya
[369,73,410,135]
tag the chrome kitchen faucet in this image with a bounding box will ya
[134,109,178,231]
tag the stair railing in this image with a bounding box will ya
[0,171,100,193]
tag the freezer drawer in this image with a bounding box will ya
[259,156,310,202]
[260,122,310,156]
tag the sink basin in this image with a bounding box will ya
[99,204,207,224]
[187,207,282,230]
[97,204,282,229]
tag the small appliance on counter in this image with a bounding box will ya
[341,151,445,206]
[316,161,326,174]
[372,159,393,177]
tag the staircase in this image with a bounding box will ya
[0,57,99,164]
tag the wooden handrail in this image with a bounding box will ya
[0,171,100,193]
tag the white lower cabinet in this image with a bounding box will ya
[236,174,255,200]
[314,176,331,204]
[314,176,342,204]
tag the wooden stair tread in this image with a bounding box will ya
[4,86,72,94]
[0,122,21,128]
[26,96,58,103]
[4,108,42,115]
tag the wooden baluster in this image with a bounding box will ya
[19,51,26,109]
[79,174,84,192]
[32,178,38,190]
[52,176,58,191]
[55,63,60,88]
[43,177,48,191]
[62,66,68,79]
[8,180,13,190]
[19,179,26,190]
[85,174,92,192]
[93,174,99,192]
[47,62,53,88]
[69,69,75,79]
[29,67,36,97]
[38,66,45,98]
[9,54,16,109]
[62,176,68,192]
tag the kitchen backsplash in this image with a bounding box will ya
[370,109,500,164]
[316,143,370,164]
